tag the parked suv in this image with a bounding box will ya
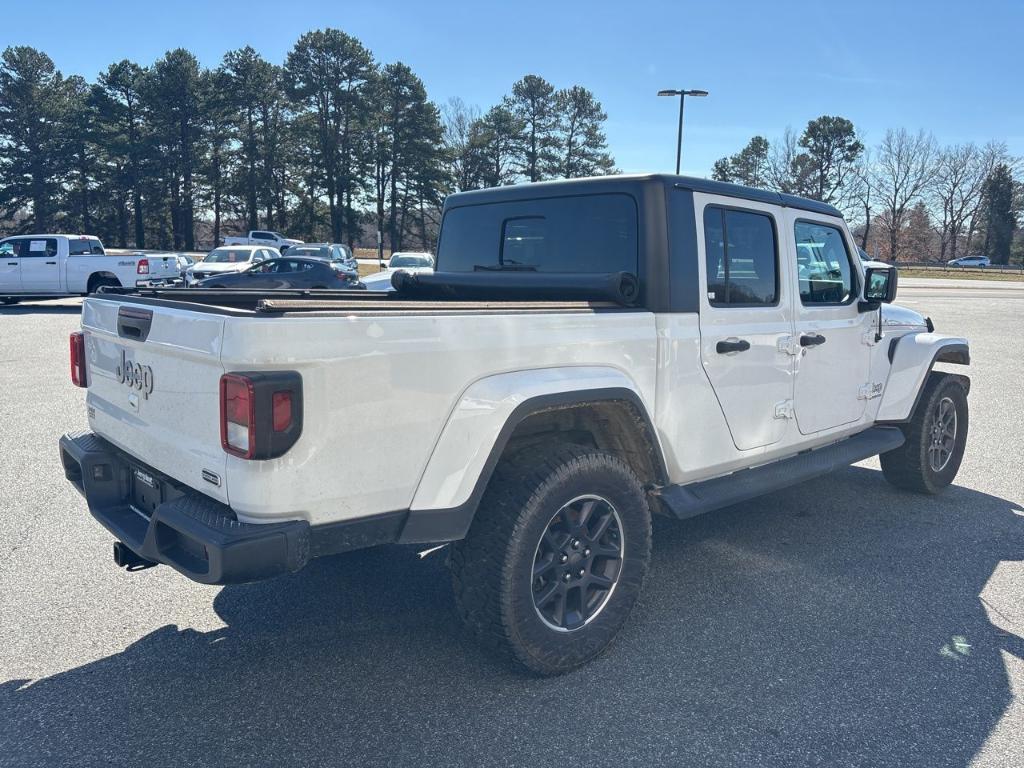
[185,245,278,285]
[285,243,358,274]
[60,174,969,674]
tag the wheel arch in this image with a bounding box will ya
[87,271,122,293]
[876,333,970,423]
[400,368,666,544]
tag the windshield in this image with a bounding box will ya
[390,254,433,268]
[289,246,330,259]
[205,248,254,264]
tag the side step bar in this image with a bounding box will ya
[652,426,905,520]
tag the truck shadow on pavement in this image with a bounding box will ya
[3,466,1022,768]
[0,303,82,315]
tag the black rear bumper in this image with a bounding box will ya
[59,431,310,585]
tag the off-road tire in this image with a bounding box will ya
[881,372,968,494]
[451,445,652,675]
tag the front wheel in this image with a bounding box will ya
[451,445,652,675]
[881,373,969,493]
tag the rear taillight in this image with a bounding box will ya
[272,391,293,432]
[70,331,88,387]
[137,258,149,275]
[220,374,255,458]
[220,372,302,460]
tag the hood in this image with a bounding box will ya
[881,303,928,331]
[283,238,304,245]
[193,261,252,274]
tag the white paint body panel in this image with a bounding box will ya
[875,333,969,422]
[410,367,652,511]
[82,298,229,504]
[217,310,657,524]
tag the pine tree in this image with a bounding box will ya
[556,86,614,178]
[0,46,72,231]
[284,29,375,243]
[981,164,1017,264]
[505,75,559,182]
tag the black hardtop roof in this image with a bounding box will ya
[443,173,843,218]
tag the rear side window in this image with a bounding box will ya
[794,221,855,304]
[703,207,778,306]
[69,238,104,255]
[437,194,638,274]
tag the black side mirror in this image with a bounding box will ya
[859,266,897,312]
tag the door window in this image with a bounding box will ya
[0,240,16,257]
[794,221,856,304]
[20,238,58,257]
[703,207,778,306]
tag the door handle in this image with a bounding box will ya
[800,333,826,347]
[6,262,16,266]
[716,339,751,354]
[45,261,56,265]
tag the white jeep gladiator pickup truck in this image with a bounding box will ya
[59,175,970,674]
[222,230,303,253]
[0,235,179,303]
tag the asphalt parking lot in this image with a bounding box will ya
[1,280,1022,768]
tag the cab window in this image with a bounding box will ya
[794,221,855,304]
[437,193,638,274]
[69,238,104,255]
[703,207,778,306]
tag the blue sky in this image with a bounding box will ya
[6,0,1022,175]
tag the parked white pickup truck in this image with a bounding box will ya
[222,230,303,253]
[0,235,179,303]
[59,175,970,674]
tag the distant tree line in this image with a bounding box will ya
[712,118,1023,264]
[0,31,615,251]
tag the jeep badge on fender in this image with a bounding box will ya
[116,348,153,399]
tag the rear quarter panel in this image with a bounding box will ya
[220,310,658,525]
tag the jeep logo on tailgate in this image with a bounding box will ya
[116,348,154,399]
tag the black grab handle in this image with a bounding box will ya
[800,333,826,347]
[117,306,154,342]
[716,339,751,354]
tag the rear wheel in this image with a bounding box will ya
[881,373,968,493]
[451,445,652,675]
[87,275,120,294]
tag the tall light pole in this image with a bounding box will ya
[657,89,708,174]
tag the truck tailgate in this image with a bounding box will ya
[144,254,181,282]
[81,298,229,504]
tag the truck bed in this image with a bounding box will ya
[96,286,631,317]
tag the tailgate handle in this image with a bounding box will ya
[117,306,154,342]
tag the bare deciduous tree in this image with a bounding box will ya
[441,97,480,193]
[873,128,937,262]
[929,143,985,262]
